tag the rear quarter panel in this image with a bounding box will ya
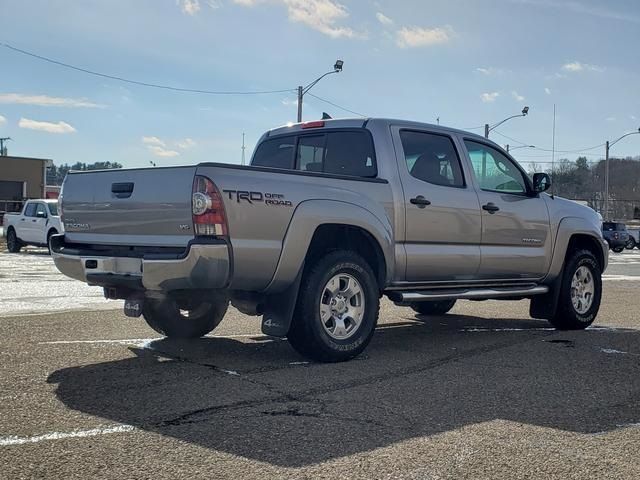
[195,164,394,291]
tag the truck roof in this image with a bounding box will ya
[266,117,491,144]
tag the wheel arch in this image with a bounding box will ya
[263,199,394,294]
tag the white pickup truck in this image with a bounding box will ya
[3,199,63,253]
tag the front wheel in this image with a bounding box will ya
[548,249,602,330]
[626,238,636,250]
[142,293,229,338]
[6,229,22,253]
[411,299,456,316]
[287,250,380,362]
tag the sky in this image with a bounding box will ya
[0,0,639,171]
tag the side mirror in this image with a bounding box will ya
[36,211,47,218]
[532,173,551,193]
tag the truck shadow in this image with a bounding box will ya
[47,315,640,467]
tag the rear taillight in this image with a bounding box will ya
[192,175,228,236]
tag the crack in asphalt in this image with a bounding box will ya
[145,331,556,430]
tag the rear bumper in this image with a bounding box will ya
[50,235,230,292]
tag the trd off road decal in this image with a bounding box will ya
[222,190,293,207]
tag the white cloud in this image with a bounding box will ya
[562,61,604,73]
[396,25,453,48]
[148,146,180,157]
[545,87,552,95]
[606,117,616,122]
[142,136,166,147]
[283,0,357,38]
[376,12,393,25]
[176,138,196,149]
[481,92,500,103]
[511,91,525,102]
[0,115,6,126]
[0,93,104,108]
[177,0,200,15]
[18,118,76,134]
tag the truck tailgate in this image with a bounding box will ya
[61,166,196,247]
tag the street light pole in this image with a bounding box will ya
[484,106,530,139]
[297,60,344,123]
[603,128,640,220]
[506,144,535,153]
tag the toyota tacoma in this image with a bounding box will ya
[51,118,608,362]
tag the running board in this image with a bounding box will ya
[388,285,549,303]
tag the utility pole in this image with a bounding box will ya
[0,137,11,156]
[297,86,304,123]
[506,144,509,153]
[484,124,489,139]
[604,140,610,220]
[241,132,246,166]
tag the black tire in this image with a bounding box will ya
[411,299,456,316]
[625,238,636,250]
[612,246,624,253]
[142,293,229,338]
[6,228,22,253]
[46,229,58,254]
[287,250,380,362]
[548,249,602,330]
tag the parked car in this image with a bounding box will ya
[602,222,630,253]
[51,118,608,362]
[3,199,63,253]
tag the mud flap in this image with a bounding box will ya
[529,273,562,320]
[261,265,304,337]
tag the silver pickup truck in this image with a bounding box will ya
[52,118,608,362]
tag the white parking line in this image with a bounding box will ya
[37,333,268,346]
[0,424,136,446]
[603,275,640,281]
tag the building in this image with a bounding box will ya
[0,155,53,214]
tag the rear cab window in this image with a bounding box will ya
[251,129,377,178]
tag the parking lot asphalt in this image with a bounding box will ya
[1,249,639,479]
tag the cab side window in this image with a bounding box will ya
[400,130,465,187]
[464,140,528,194]
[24,203,37,217]
[35,203,47,217]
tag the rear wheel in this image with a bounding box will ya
[411,299,456,316]
[287,250,380,362]
[6,228,22,253]
[548,249,602,330]
[142,294,229,338]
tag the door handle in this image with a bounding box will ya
[482,203,500,213]
[410,196,431,208]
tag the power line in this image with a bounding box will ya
[0,41,295,95]
[306,93,366,117]
[492,129,606,154]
